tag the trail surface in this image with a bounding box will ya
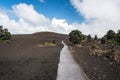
[56,41,86,80]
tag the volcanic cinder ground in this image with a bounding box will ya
[0,32,69,80]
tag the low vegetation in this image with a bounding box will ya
[44,42,56,47]
[69,29,120,62]
[69,29,120,80]
[0,26,11,42]
[89,44,103,56]
[91,44,99,49]
[101,30,120,46]
[101,30,120,62]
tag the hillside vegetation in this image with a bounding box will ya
[69,29,120,80]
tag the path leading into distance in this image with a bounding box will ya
[56,41,87,80]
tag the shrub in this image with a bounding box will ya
[95,50,103,56]
[116,30,120,45]
[101,37,106,44]
[106,30,116,41]
[0,26,11,41]
[1,32,11,40]
[0,26,3,37]
[91,44,99,49]
[69,30,84,44]
[87,34,92,42]
[44,42,56,47]
[94,35,98,40]
[52,40,56,44]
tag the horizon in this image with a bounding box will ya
[0,0,120,37]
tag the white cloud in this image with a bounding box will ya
[1,1,120,37]
[12,3,50,26]
[0,3,75,35]
[0,13,47,34]
[71,0,120,37]
[50,17,75,34]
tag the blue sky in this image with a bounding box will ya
[0,0,119,37]
[0,0,84,24]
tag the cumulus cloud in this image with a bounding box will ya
[1,1,120,37]
[12,3,50,26]
[0,3,75,34]
[50,18,75,34]
[71,0,120,37]
[0,13,47,34]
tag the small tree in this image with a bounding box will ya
[87,34,92,42]
[0,26,3,38]
[105,30,117,46]
[116,30,120,45]
[94,35,98,40]
[69,30,84,44]
[101,37,106,44]
[1,28,11,40]
[106,30,116,41]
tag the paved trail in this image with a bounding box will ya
[56,41,86,80]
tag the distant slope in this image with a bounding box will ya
[33,31,70,44]
[11,31,70,45]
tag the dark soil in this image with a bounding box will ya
[0,32,67,80]
[71,42,120,80]
[1,32,120,80]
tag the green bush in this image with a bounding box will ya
[1,32,11,40]
[0,26,11,41]
[106,30,116,41]
[91,44,99,49]
[101,37,106,44]
[69,30,84,44]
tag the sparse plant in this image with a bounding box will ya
[91,44,99,49]
[95,50,103,56]
[44,42,56,47]
[52,40,56,44]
